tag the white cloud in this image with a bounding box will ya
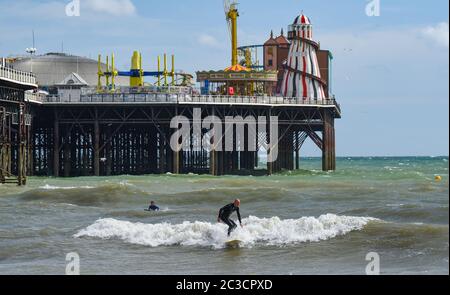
[198,34,221,48]
[421,22,449,48]
[84,0,136,16]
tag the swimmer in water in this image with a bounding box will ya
[147,201,160,211]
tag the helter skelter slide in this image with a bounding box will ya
[282,14,327,100]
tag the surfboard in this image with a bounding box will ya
[225,240,242,248]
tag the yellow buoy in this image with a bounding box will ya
[435,175,442,182]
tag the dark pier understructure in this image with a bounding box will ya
[32,97,340,178]
[0,66,37,185]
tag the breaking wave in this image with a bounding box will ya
[74,214,377,249]
[38,184,96,190]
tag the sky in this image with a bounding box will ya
[0,0,448,157]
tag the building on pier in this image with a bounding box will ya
[263,29,290,94]
[196,66,279,96]
[9,53,129,91]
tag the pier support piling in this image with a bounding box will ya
[94,119,100,176]
[53,115,60,177]
[322,110,336,171]
[28,102,339,178]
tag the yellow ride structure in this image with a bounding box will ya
[224,0,240,67]
[97,51,178,92]
[196,1,278,96]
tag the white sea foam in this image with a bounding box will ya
[39,184,95,190]
[386,203,405,207]
[74,214,376,249]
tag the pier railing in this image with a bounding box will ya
[87,86,193,95]
[25,92,45,103]
[0,66,36,86]
[185,95,339,106]
[44,93,340,108]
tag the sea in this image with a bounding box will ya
[0,157,448,275]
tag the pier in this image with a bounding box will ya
[1,9,342,183]
[29,90,340,177]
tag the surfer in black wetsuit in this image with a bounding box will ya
[218,199,243,236]
[148,201,160,211]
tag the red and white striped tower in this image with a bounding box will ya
[281,14,327,100]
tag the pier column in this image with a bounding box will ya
[231,123,238,172]
[17,104,24,185]
[279,129,285,171]
[267,111,276,175]
[173,109,181,174]
[158,130,167,173]
[287,130,294,171]
[210,148,217,176]
[209,108,218,176]
[63,130,71,177]
[27,124,33,177]
[53,116,60,177]
[105,125,112,176]
[94,119,100,176]
[165,127,173,174]
[255,129,259,169]
[330,115,336,171]
[295,131,300,170]
[148,127,157,173]
[18,143,25,185]
[322,110,336,171]
[71,128,78,176]
[173,140,181,174]
[217,124,225,176]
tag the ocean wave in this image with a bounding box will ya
[364,221,449,238]
[157,186,299,206]
[18,182,150,206]
[106,208,175,218]
[74,214,376,249]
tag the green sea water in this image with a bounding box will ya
[0,157,448,274]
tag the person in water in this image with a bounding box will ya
[148,201,160,211]
[218,199,243,236]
